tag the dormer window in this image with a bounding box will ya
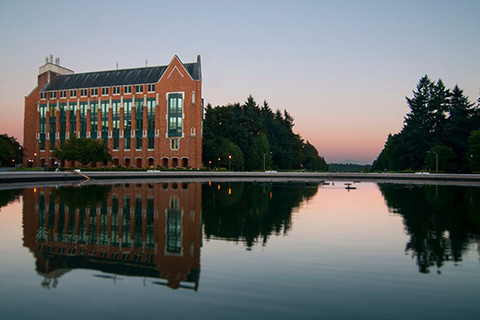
[50,91,57,99]
[80,89,87,97]
[91,88,98,96]
[113,86,120,95]
[135,85,143,94]
[60,90,66,99]
[124,86,132,94]
[70,90,77,98]
[148,84,155,92]
[102,87,109,96]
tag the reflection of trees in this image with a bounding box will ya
[202,182,318,248]
[379,184,480,273]
[0,189,22,211]
[50,185,112,208]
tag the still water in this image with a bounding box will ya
[0,181,479,320]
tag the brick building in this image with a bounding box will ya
[24,55,203,168]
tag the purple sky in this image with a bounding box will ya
[1,0,478,164]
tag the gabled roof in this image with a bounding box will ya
[42,56,201,91]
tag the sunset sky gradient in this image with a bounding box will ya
[1,0,478,163]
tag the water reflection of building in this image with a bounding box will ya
[22,182,202,290]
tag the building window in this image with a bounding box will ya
[124,100,132,150]
[70,103,77,138]
[192,91,195,104]
[50,91,57,99]
[91,88,98,96]
[113,86,120,95]
[40,92,47,100]
[39,104,47,150]
[102,87,109,96]
[101,101,109,146]
[112,100,120,150]
[148,84,155,92]
[60,90,66,99]
[135,99,143,149]
[147,98,155,149]
[91,101,98,139]
[170,138,179,150]
[124,86,131,94]
[80,89,87,97]
[70,90,77,98]
[168,93,183,137]
[135,85,143,94]
[79,102,87,138]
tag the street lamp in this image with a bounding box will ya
[34,153,37,168]
[228,155,232,171]
[427,151,438,172]
[217,157,221,168]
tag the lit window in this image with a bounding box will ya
[113,86,120,95]
[91,88,98,96]
[170,139,179,150]
[80,89,87,97]
[135,85,143,93]
[70,90,77,98]
[124,86,132,94]
[60,90,66,99]
[40,92,47,100]
[148,84,155,92]
[50,91,57,99]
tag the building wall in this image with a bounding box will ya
[23,56,203,168]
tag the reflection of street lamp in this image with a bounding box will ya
[228,155,232,171]
[427,151,438,172]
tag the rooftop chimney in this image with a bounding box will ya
[49,54,53,63]
[55,57,60,65]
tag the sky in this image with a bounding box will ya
[0,0,479,164]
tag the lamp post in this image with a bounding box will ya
[263,152,272,171]
[228,155,232,171]
[428,151,438,172]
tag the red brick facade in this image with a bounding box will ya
[23,55,203,169]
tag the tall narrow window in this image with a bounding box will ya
[112,100,120,150]
[79,102,87,138]
[135,99,143,149]
[124,100,132,149]
[49,104,56,150]
[168,93,183,137]
[59,103,66,146]
[91,101,98,139]
[101,101,109,146]
[147,98,155,149]
[39,104,47,150]
[70,103,77,138]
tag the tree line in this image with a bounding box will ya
[203,95,328,171]
[372,76,480,172]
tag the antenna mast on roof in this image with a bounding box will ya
[116,62,118,70]
[145,59,148,67]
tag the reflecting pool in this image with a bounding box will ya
[0,181,479,319]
